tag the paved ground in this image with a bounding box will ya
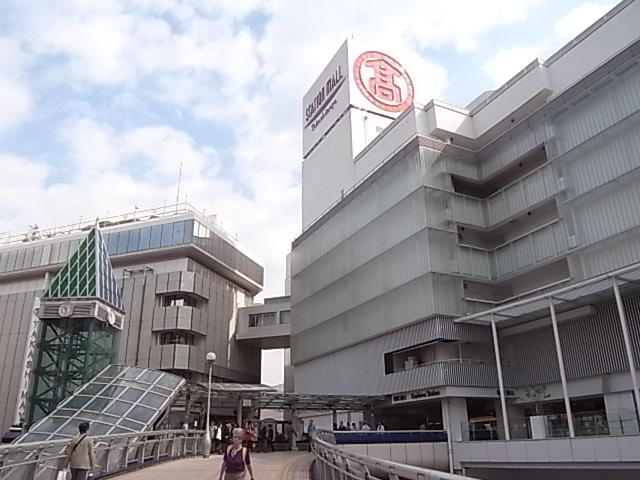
[119,452,313,480]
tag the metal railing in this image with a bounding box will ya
[311,430,477,480]
[0,430,202,480]
[0,202,238,248]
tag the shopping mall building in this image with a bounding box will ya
[291,0,640,475]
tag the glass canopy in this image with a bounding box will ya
[17,365,185,443]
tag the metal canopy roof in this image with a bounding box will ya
[455,262,640,327]
[188,382,385,411]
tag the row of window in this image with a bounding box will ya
[0,219,264,286]
[248,310,291,327]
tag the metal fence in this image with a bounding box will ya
[0,430,202,480]
[311,430,476,480]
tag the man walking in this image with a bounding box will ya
[306,419,316,452]
[62,422,95,480]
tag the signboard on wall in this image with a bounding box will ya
[302,39,417,158]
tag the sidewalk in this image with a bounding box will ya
[118,451,313,480]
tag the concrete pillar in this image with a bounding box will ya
[494,401,526,440]
[237,397,243,426]
[605,392,640,435]
[442,397,468,442]
[332,409,337,429]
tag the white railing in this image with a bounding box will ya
[0,430,202,480]
[311,429,478,480]
[0,203,238,248]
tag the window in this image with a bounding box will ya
[159,332,195,345]
[280,310,291,325]
[162,294,198,308]
[127,228,141,253]
[149,225,162,249]
[249,312,278,327]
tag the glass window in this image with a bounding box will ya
[139,227,151,250]
[14,249,26,271]
[116,230,130,255]
[120,387,145,403]
[107,232,119,256]
[81,383,108,396]
[149,225,162,249]
[184,220,193,244]
[280,310,291,325]
[138,369,162,384]
[64,395,92,410]
[118,418,144,430]
[128,228,141,253]
[0,252,8,272]
[105,400,134,416]
[58,241,71,263]
[97,384,127,399]
[139,392,166,408]
[6,250,17,271]
[160,223,173,247]
[27,247,40,268]
[172,221,186,245]
[128,405,155,423]
[86,397,113,412]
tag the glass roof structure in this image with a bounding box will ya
[17,365,185,443]
[187,382,386,411]
[455,261,640,327]
[43,227,123,310]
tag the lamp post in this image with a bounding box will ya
[202,351,216,458]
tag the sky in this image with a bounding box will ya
[0,0,617,385]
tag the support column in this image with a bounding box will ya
[332,409,337,429]
[491,316,510,441]
[549,298,575,438]
[237,397,243,427]
[613,278,640,421]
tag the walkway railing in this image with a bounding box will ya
[311,430,476,480]
[0,430,202,480]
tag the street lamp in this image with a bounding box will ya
[202,351,216,458]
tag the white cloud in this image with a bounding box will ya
[483,45,542,86]
[0,77,32,132]
[554,2,616,41]
[482,1,617,89]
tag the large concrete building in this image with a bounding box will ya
[0,204,264,432]
[291,0,640,476]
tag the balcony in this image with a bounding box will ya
[449,164,557,229]
[493,220,569,278]
[385,360,499,393]
[486,163,556,226]
[149,344,204,371]
[455,245,493,280]
[151,306,206,335]
[450,194,486,229]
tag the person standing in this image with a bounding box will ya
[218,428,255,480]
[266,425,275,452]
[285,421,297,451]
[62,422,95,480]
[306,419,316,452]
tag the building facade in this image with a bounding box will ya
[0,204,264,432]
[291,0,640,462]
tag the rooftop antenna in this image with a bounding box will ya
[176,160,183,206]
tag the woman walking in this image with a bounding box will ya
[218,428,255,480]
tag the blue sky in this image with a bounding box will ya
[0,0,617,384]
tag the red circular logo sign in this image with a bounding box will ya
[353,51,414,112]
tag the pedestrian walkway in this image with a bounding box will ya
[118,452,313,480]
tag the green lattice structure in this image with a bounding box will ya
[27,227,124,425]
[44,227,123,308]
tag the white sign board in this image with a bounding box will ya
[302,39,416,158]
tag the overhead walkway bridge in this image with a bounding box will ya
[0,364,480,480]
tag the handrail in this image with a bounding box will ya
[0,429,203,480]
[311,429,479,480]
